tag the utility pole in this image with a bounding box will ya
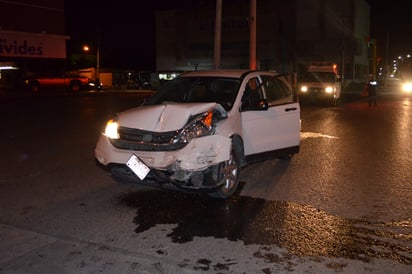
[341,14,345,86]
[372,39,377,79]
[213,0,222,69]
[96,26,100,86]
[249,0,257,70]
[385,32,389,85]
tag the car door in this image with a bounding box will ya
[241,74,300,156]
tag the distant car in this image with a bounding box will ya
[401,81,412,93]
[400,74,412,94]
[94,69,301,199]
[25,73,93,93]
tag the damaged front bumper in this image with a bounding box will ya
[95,133,232,190]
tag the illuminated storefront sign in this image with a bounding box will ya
[0,30,69,59]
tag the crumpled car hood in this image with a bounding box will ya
[117,102,220,132]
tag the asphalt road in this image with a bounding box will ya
[0,87,411,273]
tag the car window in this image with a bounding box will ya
[146,78,192,103]
[241,77,263,110]
[211,79,239,110]
[144,77,240,111]
[261,75,293,106]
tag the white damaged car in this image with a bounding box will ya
[94,69,301,199]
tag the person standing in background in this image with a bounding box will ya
[367,75,377,107]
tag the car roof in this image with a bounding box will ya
[178,69,279,79]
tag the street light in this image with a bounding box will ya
[82,44,101,89]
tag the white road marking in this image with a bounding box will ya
[300,132,338,140]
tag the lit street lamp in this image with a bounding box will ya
[82,44,101,89]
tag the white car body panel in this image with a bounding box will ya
[241,102,301,155]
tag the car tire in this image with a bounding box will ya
[70,81,81,92]
[330,94,341,107]
[30,83,40,93]
[208,146,240,199]
[335,96,342,106]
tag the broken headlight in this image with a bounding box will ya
[174,110,214,144]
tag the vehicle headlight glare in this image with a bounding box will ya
[104,119,120,139]
[325,86,333,93]
[300,86,308,92]
[402,82,412,93]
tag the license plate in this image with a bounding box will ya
[126,154,150,180]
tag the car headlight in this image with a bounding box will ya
[325,86,333,93]
[300,86,308,92]
[103,118,120,139]
[402,82,412,93]
[173,110,214,144]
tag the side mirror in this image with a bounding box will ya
[257,99,269,110]
[240,98,269,111]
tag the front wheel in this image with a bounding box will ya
[208,147,241,199]
[329,93,341,107]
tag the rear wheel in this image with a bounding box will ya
[30,82,40,93]
[70,81,81,92]
[208,147,240,199]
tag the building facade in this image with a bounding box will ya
[0,0,68,90]
[156,0,371,85]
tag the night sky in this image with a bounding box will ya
[368,1,411,61]
[64,0,202,71]
[64,1,411,70]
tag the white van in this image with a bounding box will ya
[298,62,342,106]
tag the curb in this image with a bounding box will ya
[0,223,192,273]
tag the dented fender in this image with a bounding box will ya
[175,135,232,171]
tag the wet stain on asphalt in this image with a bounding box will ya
[117,187,412,266]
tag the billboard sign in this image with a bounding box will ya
[0,30,69,59]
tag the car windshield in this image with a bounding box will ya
[144,76,241,111]
[301,72,336,83]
